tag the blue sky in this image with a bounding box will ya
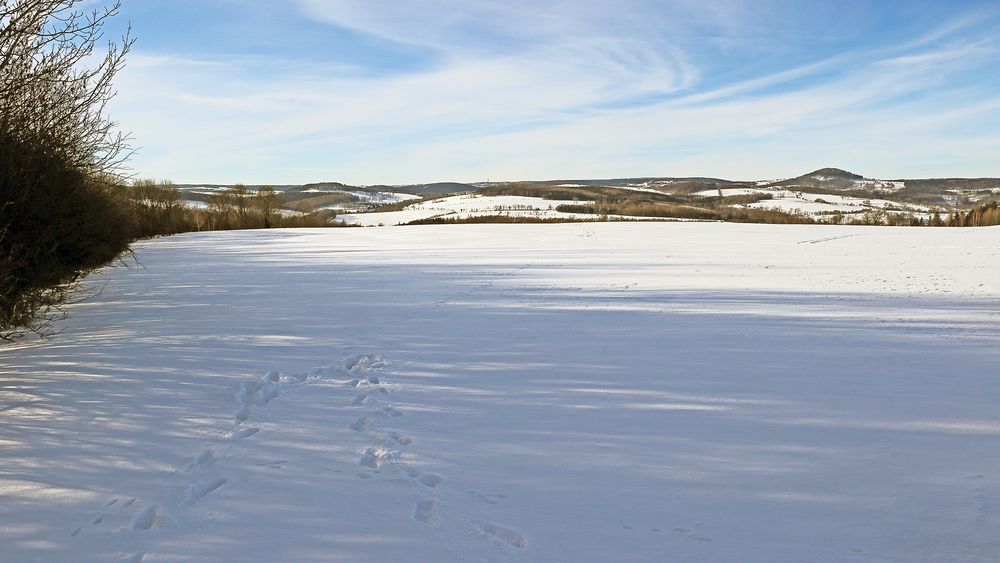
[104,1,1000,184]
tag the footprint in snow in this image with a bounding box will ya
[342,353,387,373]
[258,381,280,404]
[345,376,385,389]
[130,505,158,531]
[467,490,503,505]
[389,432,412,446]
[183,478,227,505]
[232,427,259,440]
[380,406,403,418]
[359,446,398,469]
[349,416,370,432]
[351,394,368,406]
[235,381,259,405]
[255,460,287,469]
[184,449,217,470]
[477,522,528,549]
[414,499,437,524]
[417,473,442,488]
[403,467,442,488]
[234,404,252,424]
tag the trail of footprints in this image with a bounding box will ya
[70,353,526,560]
[68,363,322,561]
[344,355,528,552]
[343,355,441,496]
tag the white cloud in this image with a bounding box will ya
[110,6,1000,183]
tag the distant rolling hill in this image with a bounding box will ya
[770,168,865,191]
[173,167,999,216]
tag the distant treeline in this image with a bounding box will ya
[938,202,1000,227]
[406,215,607,225]
[119,180,342,239]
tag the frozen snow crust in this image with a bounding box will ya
[2,222,1000,561]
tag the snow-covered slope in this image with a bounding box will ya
[339,193,594,226]
[694,187,936,219]
[2,224,1000,562]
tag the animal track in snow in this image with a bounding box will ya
[389,432,412,445]
[184,449,217,471]
[359,446,398,469]
[83,357,409,557]
[381,406,403,418]
[234,404,252,424]
[349,415,371,432]
[130,505,158,531]
[466,490,504,505]
[184,477,227,505]
[342,353,386,373]
[414,499,437,524]
[345,377,388,395]
[403,467,442,488]
[232,427,259,440]
[417,473,442,488]
[255,460,287,469]
[477,522,528,549]
[259,381,280,404]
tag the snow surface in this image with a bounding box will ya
[3,223,1000,562]
[339,194,594,226]
[748,192,930,215]
[693,188,932,216]
[853,180,906,193]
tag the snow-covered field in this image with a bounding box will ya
[3,223,1000,562]
[693,188,935,218]
[339,194,595,226]
[746,192,930,215]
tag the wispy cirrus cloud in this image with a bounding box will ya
[109,1,1000,183]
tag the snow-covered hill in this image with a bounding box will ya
[338,193,597,226]
[692,187,937,221]
[3,224,999,562]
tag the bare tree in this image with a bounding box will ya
[1,0,134,340]
[254,186,280,228]
[230,184,252,228]
[1,0,133,175]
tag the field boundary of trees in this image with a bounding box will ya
[119,180,349,239]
